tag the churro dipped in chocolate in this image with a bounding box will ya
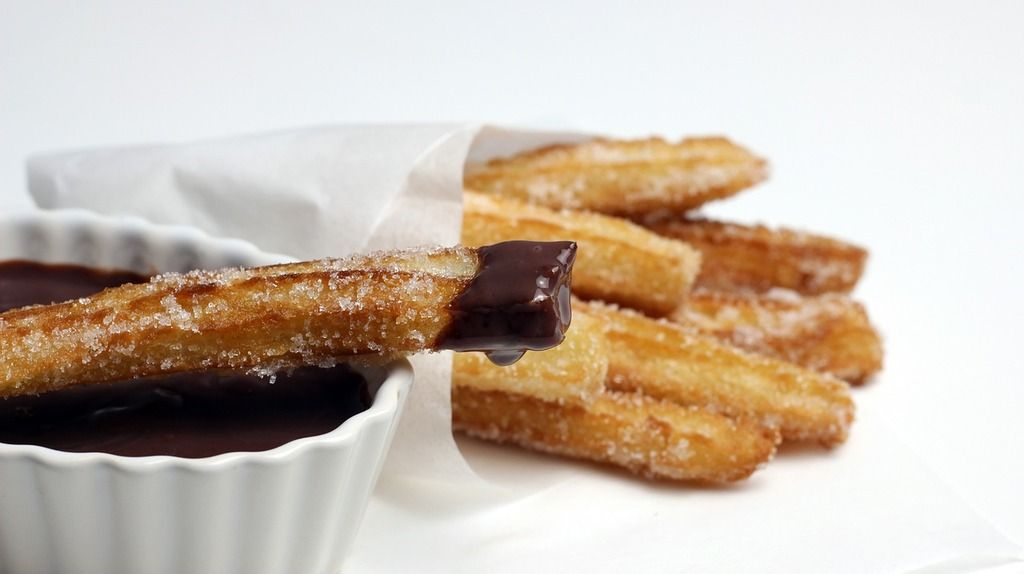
[0,241,576,398]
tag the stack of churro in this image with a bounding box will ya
[456,136,883,482]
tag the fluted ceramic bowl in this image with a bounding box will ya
[0,210,412,574]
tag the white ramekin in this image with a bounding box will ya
[0,210,412,574]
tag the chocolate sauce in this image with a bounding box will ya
[0,368,371,458]
[439,241,577,365]
[0,260,371,458]
[0,260,145,313]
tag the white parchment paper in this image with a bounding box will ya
[30,124,491,489]
[27,125,1023,573]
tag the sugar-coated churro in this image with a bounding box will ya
[647,217,867,295]
[0,241,576,398]
[453,386,779,483]
[465,137,767,217]
[461,190,700,316]
[673,289,883,384]
[577,300,855,446]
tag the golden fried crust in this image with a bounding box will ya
[464,137,768,217]
[648,218,867,295]
[461,191,700,316]
[673,290,884,384]
[452,312,608,404]
[577,300,855,446]
[0,247,488,398]
[452,386,779,483]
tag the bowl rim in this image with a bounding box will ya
[0,208,413,472]
[0,208,296,267]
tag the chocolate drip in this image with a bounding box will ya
[439,241,577,364]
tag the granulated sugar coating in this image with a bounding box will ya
[0,243,575,398]
[464,137,768,217]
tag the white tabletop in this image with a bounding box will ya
[2,1,1022,570]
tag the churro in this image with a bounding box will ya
[465,137,767,217]
[673,289,883,384]
[453,386,779,482]
[461,191,700,316]
[452,311,608,404]
[0,241,576,398]
[648,217,867,295]
[578,301,854,446]
[452,302,779,481]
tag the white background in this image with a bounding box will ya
[2,0,1022,570]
